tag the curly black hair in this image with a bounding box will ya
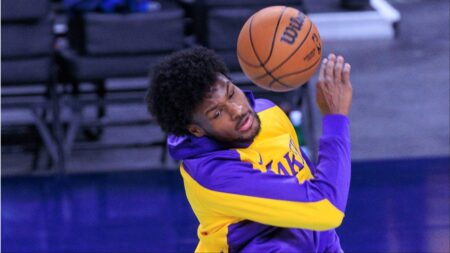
[146,47,229,136]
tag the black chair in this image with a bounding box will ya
[57,0,185,165]
[1,0,63,171]
[181,0,317,159]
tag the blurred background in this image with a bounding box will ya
[1,0,449,252]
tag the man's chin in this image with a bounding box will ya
[238,115,261,143]
[213,125,260,146]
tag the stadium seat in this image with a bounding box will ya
[57,0,185,164]
[1,0,63,170]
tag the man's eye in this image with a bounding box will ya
[229,89,235,98]
[213,110,222,119]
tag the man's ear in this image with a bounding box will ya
[187,124,206,138]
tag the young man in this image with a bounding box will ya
[146,47,352,253]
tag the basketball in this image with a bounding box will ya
[237,6,322,92]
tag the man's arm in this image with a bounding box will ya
[313,53,353,212]
[312,114,351,213]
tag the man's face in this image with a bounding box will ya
[188,73,261,144]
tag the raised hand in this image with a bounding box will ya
[316,53,353,116]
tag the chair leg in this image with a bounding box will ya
[97,80,106,119]
[83,80,105,141]
[49,70,65,173]
[64,80,82,158]
[32,109,59,166]
[34,147,52,171]
[64,108,81,157]
[31,126,43,171]
[30,109,53,172]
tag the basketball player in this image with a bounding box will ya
[146,47,352,252]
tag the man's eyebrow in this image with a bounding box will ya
[205,104,218,115]
[204,81,231,115]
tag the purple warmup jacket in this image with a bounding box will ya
[168,93,351,252]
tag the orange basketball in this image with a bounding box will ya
[237,6,322,92]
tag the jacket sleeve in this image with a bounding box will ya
[181,115,351,231]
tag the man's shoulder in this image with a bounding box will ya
[254,98,276,113]
[183,149,240,175]
[181,149,252,189]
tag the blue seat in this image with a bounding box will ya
[1,0,62,171]
[57,1,185,164]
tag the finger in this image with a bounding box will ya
[325,54,336,82]
[343,63,351,84]
[334,56,344,83]
[318,58,327,83]
[328,53,336,61]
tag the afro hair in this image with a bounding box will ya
[146,47,229,136]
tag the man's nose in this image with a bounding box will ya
[228,102,243,120]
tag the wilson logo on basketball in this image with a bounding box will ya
[280,12,305,45]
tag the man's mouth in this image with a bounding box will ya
[237,113,254,132]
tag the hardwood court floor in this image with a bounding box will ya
[2,157,449,252]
